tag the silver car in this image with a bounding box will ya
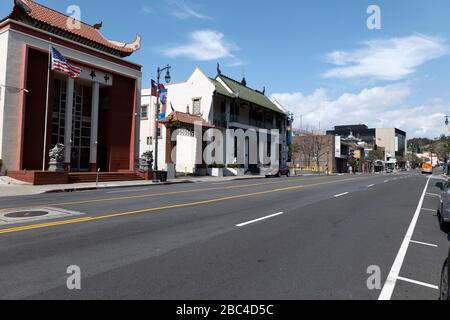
[437,180,450,233]
[440,234,449,301]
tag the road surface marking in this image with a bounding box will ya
[334,192,349,198]
[236,212,284,227]
[421,208,436,212]
[367,184,375,188]
[0,217,94,234]
[426,193,440,197]
[384,180,389,183]
[410,240,438,248]
[0,177,331,212]
[397,276,439,290]
[378,176,431,301]
[106,188,149,194]
[0,177,369,235]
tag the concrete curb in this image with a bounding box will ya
[43,180,195,194]
[42,176,268,194]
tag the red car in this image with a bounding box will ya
[266,165,291,177]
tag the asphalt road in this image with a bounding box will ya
[0,171,448,300]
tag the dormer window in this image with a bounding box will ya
[192,98,201,115]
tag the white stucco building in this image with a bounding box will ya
[140,67,290,176]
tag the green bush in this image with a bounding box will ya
[208,162,225,169]
[226,164,243,169]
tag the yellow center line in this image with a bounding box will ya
[0,176,365,235]
[0,177,330,212]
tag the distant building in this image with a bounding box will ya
[327,124,407,160]
[291,134,368,174]
[327,125,376,145]
[376,128,407,160]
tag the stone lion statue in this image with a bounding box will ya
[49,143,65,163]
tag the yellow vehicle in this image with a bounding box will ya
[422,163,433,175]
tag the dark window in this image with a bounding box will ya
[193,98,201,114]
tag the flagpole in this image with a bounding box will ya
[42,42,52,171]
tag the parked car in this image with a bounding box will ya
[439,233,450,300]
[266,165,290,178]
[437,181,450,233]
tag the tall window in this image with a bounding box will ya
[141,105,148,119]
[193,98,201,115]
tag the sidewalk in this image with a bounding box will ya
[0,175,267,198]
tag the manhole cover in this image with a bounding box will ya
[4,211,49,218]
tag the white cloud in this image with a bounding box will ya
[171,1,212,20]
[142,6,153,14]
[271,84,449,138]
[324,34,449,80]
[162,30,238,61]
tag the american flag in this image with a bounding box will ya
[51,47,81,78]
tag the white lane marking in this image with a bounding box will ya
[397,276,439,290]
[212,182,234,185]
[384,180,389,183]
[368,184,375,188]
[426,193,440,197]
[421,208,436,213]
[236,212,284,227]
[106,188,149,194]
[378,177,432,301]
[410,240,438,248]
[334,192,349,198]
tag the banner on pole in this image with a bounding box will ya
[158,89,168,120]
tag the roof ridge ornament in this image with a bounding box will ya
[107,34,142,51]
[14,0,31,13]
[217,63,222,76]
[93,21,102,30]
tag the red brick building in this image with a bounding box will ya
[0,0,142,183]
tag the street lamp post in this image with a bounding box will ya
[445,116,450,173]
[153,64,172,173]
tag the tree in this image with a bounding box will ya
[369,149,384,162]
[310,135,329,173]
[289,144,301,168]
[291,133,330,171]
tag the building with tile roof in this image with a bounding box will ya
[0,0,143,183]
[140,67,290,176]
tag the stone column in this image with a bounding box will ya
[64,78,74,170]
[89,82,100,172]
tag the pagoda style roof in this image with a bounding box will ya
[5,0,141,57]
[210,71,287,115]
[160,111,215,128]
[218,75,286,114]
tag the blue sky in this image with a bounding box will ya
[2,0,450,138]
